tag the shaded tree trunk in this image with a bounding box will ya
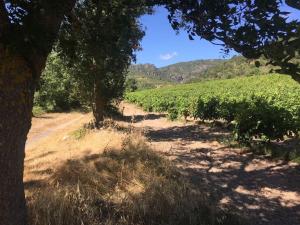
[0,1,76,224]
[92,79,108,128]
[0,47,38,225]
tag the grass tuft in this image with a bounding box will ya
[71,127,88,140]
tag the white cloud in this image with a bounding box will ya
[159,52,178,60]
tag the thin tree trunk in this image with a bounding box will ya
[0,47,36,225]
[93,79,108,128]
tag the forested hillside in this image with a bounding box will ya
[128,56,298,88]
[127,64,172,90]
[127,59,223,88]
[188,56,272,82]
[159,59,224,82]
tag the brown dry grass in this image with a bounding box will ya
[24,113,126,196]
[25,116,243,225]
[27,136,243,225]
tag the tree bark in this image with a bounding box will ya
[0,1,76,224]
[0,47,37,225]
[92,79,108,128]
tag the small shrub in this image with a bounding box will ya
[32,106,46,117]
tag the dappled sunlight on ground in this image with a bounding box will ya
[121,102,300,225]
[24,103,300,225]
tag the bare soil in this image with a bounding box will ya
[120,102,300,225]
[27,113,87,146]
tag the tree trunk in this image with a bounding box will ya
[0,47,37,225]
[92,79,108,128]
[0,1,76,223]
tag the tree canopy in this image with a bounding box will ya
[2,0,299,77]
[34,52,83,111]
[58,0,148,125]
[157,0,300,75]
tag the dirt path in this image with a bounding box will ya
[24,112,128,193]
[26,112,88,149]
[120,102,300,225]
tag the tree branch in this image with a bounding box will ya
[0,0,10,33]
[19,0,76,80]
[285,0,300,10]
[24,0,76,54]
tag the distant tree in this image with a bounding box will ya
[59,0,147,127]
[0,1,298,224]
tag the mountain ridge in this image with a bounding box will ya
[128,58,225,86]
[127,55,300,90]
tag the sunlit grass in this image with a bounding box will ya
[27,136,244,225]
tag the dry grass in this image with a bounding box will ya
[27,133,244,225]
[24,117,126,192]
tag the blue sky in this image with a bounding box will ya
[135,5,300,68]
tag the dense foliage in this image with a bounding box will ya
[58,0,147,126]
[126,74,300,142]
[125,78,138,92]
[34,52,84,112]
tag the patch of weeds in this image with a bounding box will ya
[32,106,46,117]
[72,127,88,140]
[292,156,300,164]
[269,147,300,163]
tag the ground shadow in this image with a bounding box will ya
[27,147,244,225]
[144,124,300,225]
[145,124,231,143]
[115,113,166,123]
[32,115,54,119]
[25,151,56,163]
[24,179,46,191]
